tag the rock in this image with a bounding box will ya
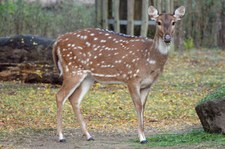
[195,99,225,134]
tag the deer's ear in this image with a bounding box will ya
[174,6,185,21]
[148,6,159,21]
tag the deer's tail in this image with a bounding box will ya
[52,41,63,77]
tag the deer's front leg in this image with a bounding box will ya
[140,87,151,111]
[128,83,148,144]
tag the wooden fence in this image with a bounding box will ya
[96,0,174,37]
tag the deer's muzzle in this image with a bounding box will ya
[164,34,171,43]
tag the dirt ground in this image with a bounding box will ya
[1,128,138,149]
[1,127,221,149]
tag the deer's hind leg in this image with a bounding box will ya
[69,76,94,141]
[56,74,87,142]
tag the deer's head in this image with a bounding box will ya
[148,6,185,44]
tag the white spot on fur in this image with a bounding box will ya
[100,40,106,43]
[85,42,91,47]
[80,35,87,40]
[65,66,69,72]
[147,58,156,64]
[149,60,156,64]
[77,46,83,50]
[92,73,118,78]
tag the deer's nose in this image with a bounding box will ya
[164,34,171,43]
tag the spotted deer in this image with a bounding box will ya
[52,6,185,144]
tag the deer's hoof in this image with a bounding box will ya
[87,137,94,141]
[59,139,66,143]
[140,140,148,144]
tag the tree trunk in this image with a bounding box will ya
[219,0,225,49]
[174,0,184,53]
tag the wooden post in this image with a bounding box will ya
[141,0,149,37]
[170,0,175,52]
[102,0,108,29]
[170,0,174,14]
[96,0,102,27]
[127,0,134,35]
[112,0,120,32]
[157,0,162,14]
[166,0,170,13]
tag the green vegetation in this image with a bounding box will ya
[198,85,225,105]
[0,1,95,38]
[141,128,225,147]
[184,38,194,50]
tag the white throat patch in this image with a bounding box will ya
[156,38,170,55]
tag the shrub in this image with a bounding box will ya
[0,1,96,38]
[184,37,194,50]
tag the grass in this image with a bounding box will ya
[0,49,225,147]
[198,85,225,105]
[139,128,225,148]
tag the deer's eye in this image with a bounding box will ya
[172,21,176,25]
[157,21,161,26]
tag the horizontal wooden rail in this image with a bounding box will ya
[108,19,155,26]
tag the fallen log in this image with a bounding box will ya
[0,34,62,84]
[0,63,62,84]
[0,34,55,64]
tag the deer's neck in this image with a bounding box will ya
[142,32,170,73]
[153,33,170,55]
